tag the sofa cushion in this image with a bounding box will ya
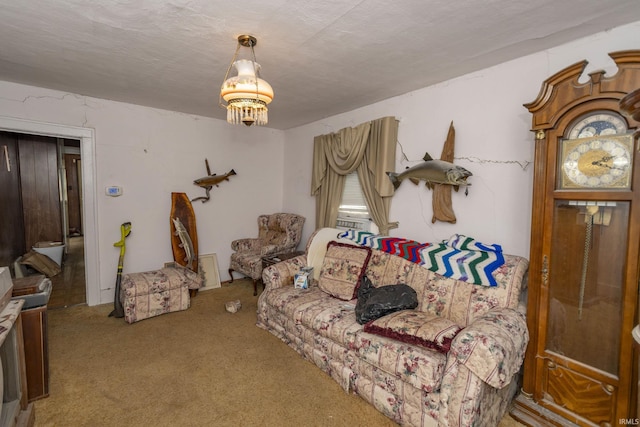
[318,241,372,300]
[263,285,448,393]
[297,296,363,348]
[262,285,327,321]
[417,254,529,327]
[354,330,448,392]
[364,310,461,354]
[263,286,363,347]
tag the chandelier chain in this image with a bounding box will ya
[219,43,242,109]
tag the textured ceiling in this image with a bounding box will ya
[1,1,640,129]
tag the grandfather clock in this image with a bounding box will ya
[512,51,640,426]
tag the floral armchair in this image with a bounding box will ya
[228,213,305,295]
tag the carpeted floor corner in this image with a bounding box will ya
[33,279,523,426]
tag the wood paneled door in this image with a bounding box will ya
[18,134,63,250]
[0,132,26,267]
[64,151,82,236]
[0,131,65,267]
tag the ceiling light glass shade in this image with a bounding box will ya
[221,59,274,126]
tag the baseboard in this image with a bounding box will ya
[511,394,579,427]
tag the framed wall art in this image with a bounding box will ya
[198,253,221,291]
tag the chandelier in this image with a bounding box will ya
[220,35,274,127]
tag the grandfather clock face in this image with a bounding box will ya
[559,110,633,190]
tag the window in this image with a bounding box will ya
[338,172,369,219]
[336,172,376,232]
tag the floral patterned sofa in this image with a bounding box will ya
[257,228,529,427]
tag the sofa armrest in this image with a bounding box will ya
[449,308,528,389]
[231,238,260,252]
[262,255,308,291]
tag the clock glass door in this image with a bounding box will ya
[547,200,629,373]
[540,199,630,424]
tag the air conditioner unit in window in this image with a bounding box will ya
[335,216,372,232]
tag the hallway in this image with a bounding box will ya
[48,236,86,309]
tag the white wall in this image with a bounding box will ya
[0,83,284,305]
[283,20,640,258]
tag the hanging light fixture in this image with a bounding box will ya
[220,35,274,127]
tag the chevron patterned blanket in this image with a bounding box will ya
[337,230,504,286]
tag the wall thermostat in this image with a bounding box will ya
[106,186,123,197]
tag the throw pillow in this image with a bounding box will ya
[364,310,461,353]
[318,241,372,300]
[355,276,418,324]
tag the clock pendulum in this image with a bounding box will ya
[576,204,614,320]
[578,205,597,320]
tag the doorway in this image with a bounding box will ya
[54,139,87,308]
[0,132,86,307]
[0,116,100,306]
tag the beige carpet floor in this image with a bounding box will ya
[33,278,523,426]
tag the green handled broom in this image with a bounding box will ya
[109,222,132,318]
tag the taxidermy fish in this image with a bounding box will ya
[192,158,237,203]
[387,152,472,193]
[172,217,194,269]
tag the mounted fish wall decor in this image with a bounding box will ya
[387,121,472,224]
[192,158,237,203]
[170,192,199,273]
[172,217,195,269]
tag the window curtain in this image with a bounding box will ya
[311,116,398,235]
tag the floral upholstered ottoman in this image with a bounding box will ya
[120,266,202,324]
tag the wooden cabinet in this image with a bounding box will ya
[12,276,50,403]
[0,299,35,427]
[511,51,640,426]
[21,306,49,402]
